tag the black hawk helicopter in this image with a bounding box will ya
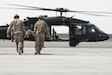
[0,4,111,46]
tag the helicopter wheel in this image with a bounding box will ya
[69,40,78,47]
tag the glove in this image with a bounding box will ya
[7,34,10,38]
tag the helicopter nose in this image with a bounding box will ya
[99,33,109,41]
[104,34,109,40]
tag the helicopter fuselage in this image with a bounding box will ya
[0,16,109,46]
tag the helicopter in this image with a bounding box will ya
[0,4,111,46]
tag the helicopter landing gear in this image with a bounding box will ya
[69,39,78,47]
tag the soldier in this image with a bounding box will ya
[34,15,50,55]
[7,14,26,55]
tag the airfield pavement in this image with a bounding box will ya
[0,40,112,75]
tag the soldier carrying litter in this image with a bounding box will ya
[34,15,51,55]
[7,14,26,55]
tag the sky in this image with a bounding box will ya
[0,0,112,34]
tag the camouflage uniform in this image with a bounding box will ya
[7,15,26,55]
[34,16,50,55]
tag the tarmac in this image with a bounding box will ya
[0,40,112,75]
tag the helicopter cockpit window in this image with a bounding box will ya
[94,26,104,32]
[75,26,82,35]
[91,28,95,32]
[90,26,96,33]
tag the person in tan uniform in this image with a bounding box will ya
[34,15,50,55]
[7,14,26,55]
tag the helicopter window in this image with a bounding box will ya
[76,26,82,30]
[91,28,95,32]
[94,26,104,32]
[90,26,96,33]
[75,26,82,35]
[82,26,86,34]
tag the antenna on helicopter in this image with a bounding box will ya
[71,15,75,18]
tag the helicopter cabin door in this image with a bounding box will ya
[74,24,87,41]
[69,23,87,46]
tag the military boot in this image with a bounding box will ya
[34,51,40,55]
[34,52,37,55]
[17,52,21,55]
[21,50,24,53]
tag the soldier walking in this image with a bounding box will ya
[34,15,50,55]
[7,14,26,55]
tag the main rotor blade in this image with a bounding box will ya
[1,4,112,17]
[0,7,38,10]
[3,4,112,14]
[75,12,111,17]
[69,10,112,14]
[3,4,56,11]
[0,7,55,11]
